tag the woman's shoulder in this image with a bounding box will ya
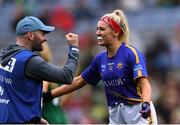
[123,43,141,54]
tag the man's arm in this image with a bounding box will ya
[26,33,79,84]
[25,48,79,84]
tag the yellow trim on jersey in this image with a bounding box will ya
[138,70,142,76]
[126,45,143,78]
[112,91,143,102]
[126,45,139,64]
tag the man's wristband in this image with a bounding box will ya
[69,46,79,52]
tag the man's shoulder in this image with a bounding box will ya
[15,50,39,62]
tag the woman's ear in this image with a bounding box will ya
[113,31,119,38]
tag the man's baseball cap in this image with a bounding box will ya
[16,16,55,36]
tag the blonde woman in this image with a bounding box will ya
[43,10,157,124]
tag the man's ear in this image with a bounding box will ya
[27,31,34,40]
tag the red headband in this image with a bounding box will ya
[100,16,123,34]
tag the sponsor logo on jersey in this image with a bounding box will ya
[102,78,124,87]
[0,86,10,104]
[133,64,143,71]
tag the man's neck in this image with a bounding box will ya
[16,37,32,51]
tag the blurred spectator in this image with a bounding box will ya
[156,81,180,123]
[49,5,75,33]
[74,0,96,21]
[11,0,38,32]
[169,23,180,69]
[157,0,180,7]
[0,0,13,4]
[119,0,145,13]
[146,35,170,81]
[100,0,119,10]
[38,5,51,25]
[11,5,25,32]
[62,86,94,124]
[170,107,180,124]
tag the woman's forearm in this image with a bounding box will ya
[51,75,87,98]
[139,77,152,102]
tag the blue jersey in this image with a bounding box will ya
[81,43,148,106]
[0,50,42,123]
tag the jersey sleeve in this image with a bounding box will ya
[81,55,101,86]
[126,45,148,80]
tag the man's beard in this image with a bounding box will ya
[31,41,43,51]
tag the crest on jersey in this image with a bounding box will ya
[117,63,123,69]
